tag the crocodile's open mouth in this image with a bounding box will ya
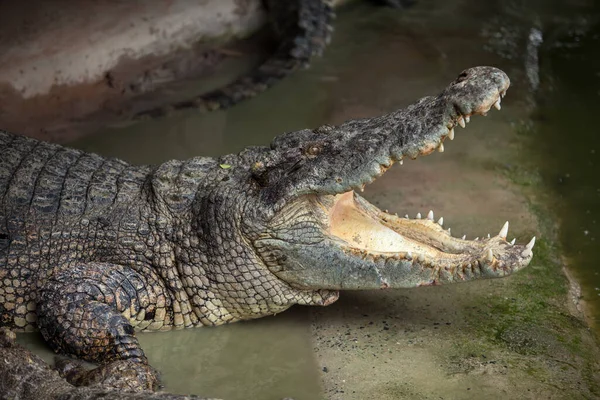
[314,88,535,284]
[259,67,534,289]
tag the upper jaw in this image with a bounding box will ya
[331,66,510,194]
[258,66,510,207]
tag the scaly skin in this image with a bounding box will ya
[0,67,534,393]
[0,328,217,399]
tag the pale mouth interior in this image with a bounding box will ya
[328,191,460,258]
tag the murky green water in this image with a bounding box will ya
[15,0,600,398]
[532,11,600,330]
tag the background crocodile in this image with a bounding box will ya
[0,66,535,394]
[136,0,415,119]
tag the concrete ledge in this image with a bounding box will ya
[0,0,265,98]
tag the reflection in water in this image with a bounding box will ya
[526,27,543,91]
[535,17,600,331]
[15,0,600,398]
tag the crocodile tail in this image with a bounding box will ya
[135,0,334,119]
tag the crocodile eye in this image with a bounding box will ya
[305,144,322,157]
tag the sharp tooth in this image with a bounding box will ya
[458,117,466,128]
[394,213,398,217]
[510,238,516,245]
[487,233,491,239]
[465,115,470,123]
[521,249,532,257]
[494,98,501,110]
[416,213,422,219]
[485,249,494,262]
[400,160,404,165]
[526,236,536,250]
[437,217,444,226]
[475,237,479,241]
[498,221,509,239]
[427,210,434,221]
[406,251,412,260]
[448,128,455,140]
[461,235,466,240]
[447,228,451,234]
[404,214,409,219]
[438,142,444,153]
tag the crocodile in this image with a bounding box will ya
[136,0,415,118]
[0,66,535,393]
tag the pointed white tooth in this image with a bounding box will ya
[438,142,444,153]
[498,221,509,239]
[485,249,494,262]
[521,249,532,257]
[461,235,466,240]
[458,116,465,128]
[416,213,422,219]
[465,115,470,123]
[385,209,389,213]
[510,238,516,245]
[406,251,412,260]
[475,237,479,241]
[394,213,398,217]
[437,217,444,226]
[487,233,491,239]
[494,97,501,110]
[400,160,404,165]
[526,236,536,250]
[447,228,451,234]
[448,128,455,140]
[427,210,434,221]
[404,214,409,219]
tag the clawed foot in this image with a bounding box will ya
[55,357,160,392]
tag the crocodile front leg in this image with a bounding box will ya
[36,262,170,391]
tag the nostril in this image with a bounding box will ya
[455,71,470,83]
